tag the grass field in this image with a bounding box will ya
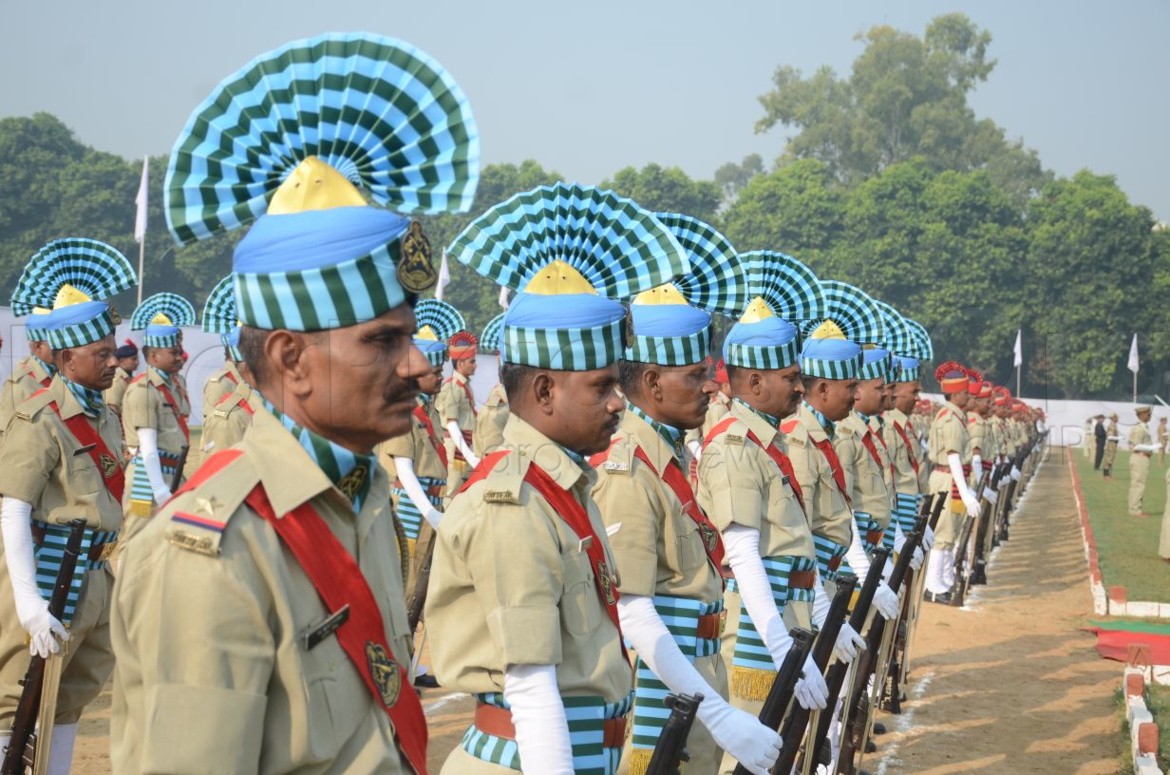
[1073,446,1170,603]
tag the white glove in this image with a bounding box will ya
[923,525,935,552]
[844,516,872,582]
[2,498,70,658]
[723,526,795,664]
[504,664,574,774]
[833,623,866,664]
[137,428,173,505]
[984,487,998,506]
[971,455,983,482]
[873,582,900,620]
[794,655,829,710]
[394,456,444,529]
[1011,465,1021,481]
[911,546,925,571]
[446,421,480,469]
[617,595,779,773]
[949,452,979,518]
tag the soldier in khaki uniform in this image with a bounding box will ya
[429,183,691,774]
[1128,405,1157,517]
[110,31,479,773]
[437,330,480,496]
[684,358,731,485]
[121,294,196,542]
[102,339,139,417]
[0,310,56,445]
[474,313,510,459]
[0,237,136,773]
[924,362,981,604]
[966,379,993,488]
[591,218,782,775]
[199,378,261,458]
[200,277,247,411]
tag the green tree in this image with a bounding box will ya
[601,163,721,223]
[713,154,764,206]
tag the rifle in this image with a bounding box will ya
[801,548,890,775]
[732,627,816,775]
[645,693,704,775]
[950,468,991,608]
[838,522,927,774]
[970,463,1007,586]
[171,445,190,491]
[894,493,948,696]
[772,577,857,775]
[2,520,86,775]
[406,535,435,633]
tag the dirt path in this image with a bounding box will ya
[869,457,1122,774]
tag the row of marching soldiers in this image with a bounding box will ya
[0,32,1046,775]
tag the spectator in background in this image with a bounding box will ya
[1102,413,1120,479]
[1085,416,1094,459]
[1094,414,1108,471]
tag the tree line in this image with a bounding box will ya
[1,13,1165,400]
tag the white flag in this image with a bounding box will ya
[1129,333,1140,374]
[498,285,510,309]
[435,249,451,301]
[134,156,149,243]
[1013,329,1022,367]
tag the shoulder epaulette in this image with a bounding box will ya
[163,449,257,558]
[14,388,56,421]
[467,450,527,505]
[591,434,635,474]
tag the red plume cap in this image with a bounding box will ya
[448,331,479,360]
[935,361,970,394]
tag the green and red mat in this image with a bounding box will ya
[1085,619,1170,663]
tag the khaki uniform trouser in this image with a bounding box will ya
[718,587,811,775]
[0,563,113,727]
[1129,453,1150,515]
[1160,468,1170,558]
[933,506,964,552]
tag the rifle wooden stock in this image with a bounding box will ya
[804,548,890,772]
[2,520,86,775]
[772,577,857,775]
[171,445,190,492]
[732,628,815,775]
[646,692,704,775]
[406,536,435,633]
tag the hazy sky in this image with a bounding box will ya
[3,0,1167,219]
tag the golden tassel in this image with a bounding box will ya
[731,665,776,701]
[129,500,153,518]
[627,748,654,775]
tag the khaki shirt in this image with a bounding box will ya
[378,396,447,481]
[473,383,509,458]
[1130,422,1153,450]
[202,360,242,415]
[0,376,123,530]
[103,366,135,415]
[436,369,476,433]
[882,408,922,496]
[697,399,814,560]
[111,407,412,774]
[968,413,990,458]
[426,414,631,702]
[927,402,970,494]
[173,372,192,418]
[0,355,53,442]
[785,403,853,548]
[846,412,893,530]
[592,409,722,602]
[122,369,188,457]
[200,381,262,460]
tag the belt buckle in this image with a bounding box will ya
[95,541,118,563]
[717,610,726,639]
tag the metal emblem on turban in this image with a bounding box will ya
[398,220,438,293]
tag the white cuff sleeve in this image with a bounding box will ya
[686,439,703,464]
[845,516,871,581]
[947,453,975,502]
[972,455,983,482]
[1,497,40,620]
[137,428,171,501]
[724,525,793,666]
[810,568,830,629]
[504,664,574,774]
[394,457,443,528]
[447,421,480,468]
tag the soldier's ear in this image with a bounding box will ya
[531,370,555,414]
[266,330,314,399]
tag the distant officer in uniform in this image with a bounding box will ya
[120,293,196,542]
[199,276,247,411]
[428,183,687,774]
[1158,417,1168,465]
[0,237,136,774]
[924,362,981,604]
[591,218,783,775]
[111,31,479,773]
[1128,405,1157,517]
[438,329,481,496]
[474,313,510,459]
[0,308,55,445]
[697,252,851,775]
[1102,413,1121,478]
[102,339,139,417]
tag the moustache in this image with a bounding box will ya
[385,380,421,405]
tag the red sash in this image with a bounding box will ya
[28,369,51,388]
[413,404,448,468]
[155,382,190,443]
[893,422,920,475]
[214,391,255,415]
[705,416,806,515]
[445,376,478,417]
[175,450,429,774]
[460,451,627,661]
[812,437,851,507]
[43,398,125,502]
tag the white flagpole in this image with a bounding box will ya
[134,156,149,304]
[1128,333,1140,403]
[1013,329,1022,396]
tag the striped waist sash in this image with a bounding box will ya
[128,450,181,516]
[391,475,445,541]
[854,510,884,553]
[812,534,849,582]
[31,521,116,625]
[729,555,816,701]
[892,492,922,533]
[461,692,634,774]
[630,596,722,762]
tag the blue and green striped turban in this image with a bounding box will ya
[413,298,464,367]
[10,238,137,350]
[480,313,505,355]
[202,276,242,360]
[133,293,195,348]
[874,300,920,383]
[894,355,920,382]
[447,183,691,371]
[724,251,826,370]
[164,33,481,333]
[904,318,933,362]
[800,280,882,380]
[858,347,893,381]
[624,214,746,367]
